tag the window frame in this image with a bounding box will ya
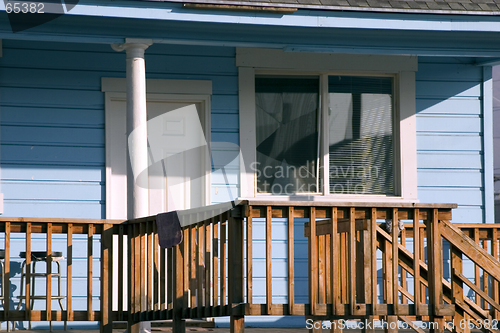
[237,48,418,202]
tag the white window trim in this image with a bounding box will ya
[101,78,212,218]
[237,48,418,203]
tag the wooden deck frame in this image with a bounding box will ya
[1,201,500,333]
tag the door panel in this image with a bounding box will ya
[107,97,207,219]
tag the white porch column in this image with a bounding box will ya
[112,38,153,219]
[112,38,153,333]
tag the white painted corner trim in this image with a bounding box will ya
[237,49,418,202]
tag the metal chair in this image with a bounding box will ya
[17,251,65,329]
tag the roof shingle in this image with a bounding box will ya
[176,0,500,14]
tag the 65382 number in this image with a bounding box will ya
[5,2,45,13]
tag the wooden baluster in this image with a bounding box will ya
[134,224,141,323]
[361,208,374,333]
[332,207,340,316]
[190,225,196,316]
[205,219,212,317]
[401,226,407,305]
[474,228,480,307]
[326,233,331,307]
[165,247,171,317]
[118,225,124,320]
[383,234,392,304]
[483,237,489,310]
[341,231,348,305]
[331,208,343,333]
[318,233,326,307]
[413,209,420,317]
[248,208,254,309]
[493,228,499,320]
[419,226,426,311]
[197,222,204,318]
[363,214,372,307]
[287,207,295,315]
[100,223,113,333]
[128,224,135,330]
[88,224,97,322]
[266,206,273,315]
[147,221,153,316]
[161,246,167,319]
[213,216,219,317]
[370,208,378,316]
[309,207,317,316]
[26,222,32,322]
[348,207,356,316]
[383,211,396,333]
[451,245,468,333]
[4,222,10,324]
[47,222,53,324]
[173,234,185,333]
[183,227,189,318]
[221,214,227,316]
[153,222,159,318]
[140,222,146,320]
[392,208,399,315]
[383,222,394,333]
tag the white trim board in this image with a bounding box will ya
[237,50,418,202]
[236,48,418,72]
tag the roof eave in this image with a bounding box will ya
[163,0,500,15]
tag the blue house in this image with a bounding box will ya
[1,0,500,332]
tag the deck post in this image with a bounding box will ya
[100,223,114,333]
[426,209,444,333]
[173,242,186,333]
[228,210,245,333]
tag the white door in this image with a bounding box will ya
[106,94,209,219]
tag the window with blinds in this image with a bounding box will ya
[328,76,394,195]
[254,75,395,196]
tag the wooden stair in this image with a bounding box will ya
[378,220,500,333]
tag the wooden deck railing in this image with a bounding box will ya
[0,201,500,333]
[0,217,123,332]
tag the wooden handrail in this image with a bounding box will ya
[2,200,500,333]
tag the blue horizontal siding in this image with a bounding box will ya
[1,106,104,127]
[417,98,481,115]
[417,134,482,151]
[0,40,239,218]
[416,115,481,133]
[417,152,482,169]
[416,81,481,98]
[416,57,484,224]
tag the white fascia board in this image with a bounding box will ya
[236,48,418,72]
[3,0,500,34]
